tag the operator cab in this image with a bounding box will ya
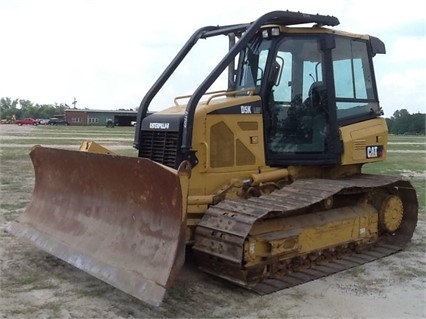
[235,26,385,166]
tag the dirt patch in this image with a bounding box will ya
[1,224,425,318]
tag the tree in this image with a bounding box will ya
[0,97,19,119]
[410,113,426,134]
[387,109,425,135]
[0,97,69,120]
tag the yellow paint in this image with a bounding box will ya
[340,118,388,164]
[244,204,378,265]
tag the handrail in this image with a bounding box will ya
[205,89,255,105]
[172,89,255,107]
[173,90,227,107]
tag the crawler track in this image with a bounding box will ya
[193,174,418,293]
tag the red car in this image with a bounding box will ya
[15,118,38,126]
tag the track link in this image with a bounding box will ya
[252,243,401,294]
[193,174,418,293]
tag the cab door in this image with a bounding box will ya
[264,35,341,166]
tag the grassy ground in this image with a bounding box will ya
[0,125,137,224]
[363,134,426,208]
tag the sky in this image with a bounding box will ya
[1,0,425,117]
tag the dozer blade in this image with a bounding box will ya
[7,146,190,307]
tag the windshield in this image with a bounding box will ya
[236,36,272,93]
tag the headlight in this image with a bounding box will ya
[271,27,280,36]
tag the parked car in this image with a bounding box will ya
[37,119,50,125]
[48,118,69,126]
[15,118,38,126]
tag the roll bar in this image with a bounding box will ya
[134,10,339,158]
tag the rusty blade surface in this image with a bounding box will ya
[6,146,185,307]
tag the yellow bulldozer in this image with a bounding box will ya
[7,10,418,307]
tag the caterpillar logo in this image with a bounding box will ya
[366,145,383,158]
[149,122,170,129]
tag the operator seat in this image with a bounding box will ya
[307,81,327,110]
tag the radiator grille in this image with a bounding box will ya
[139,131,179,168]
